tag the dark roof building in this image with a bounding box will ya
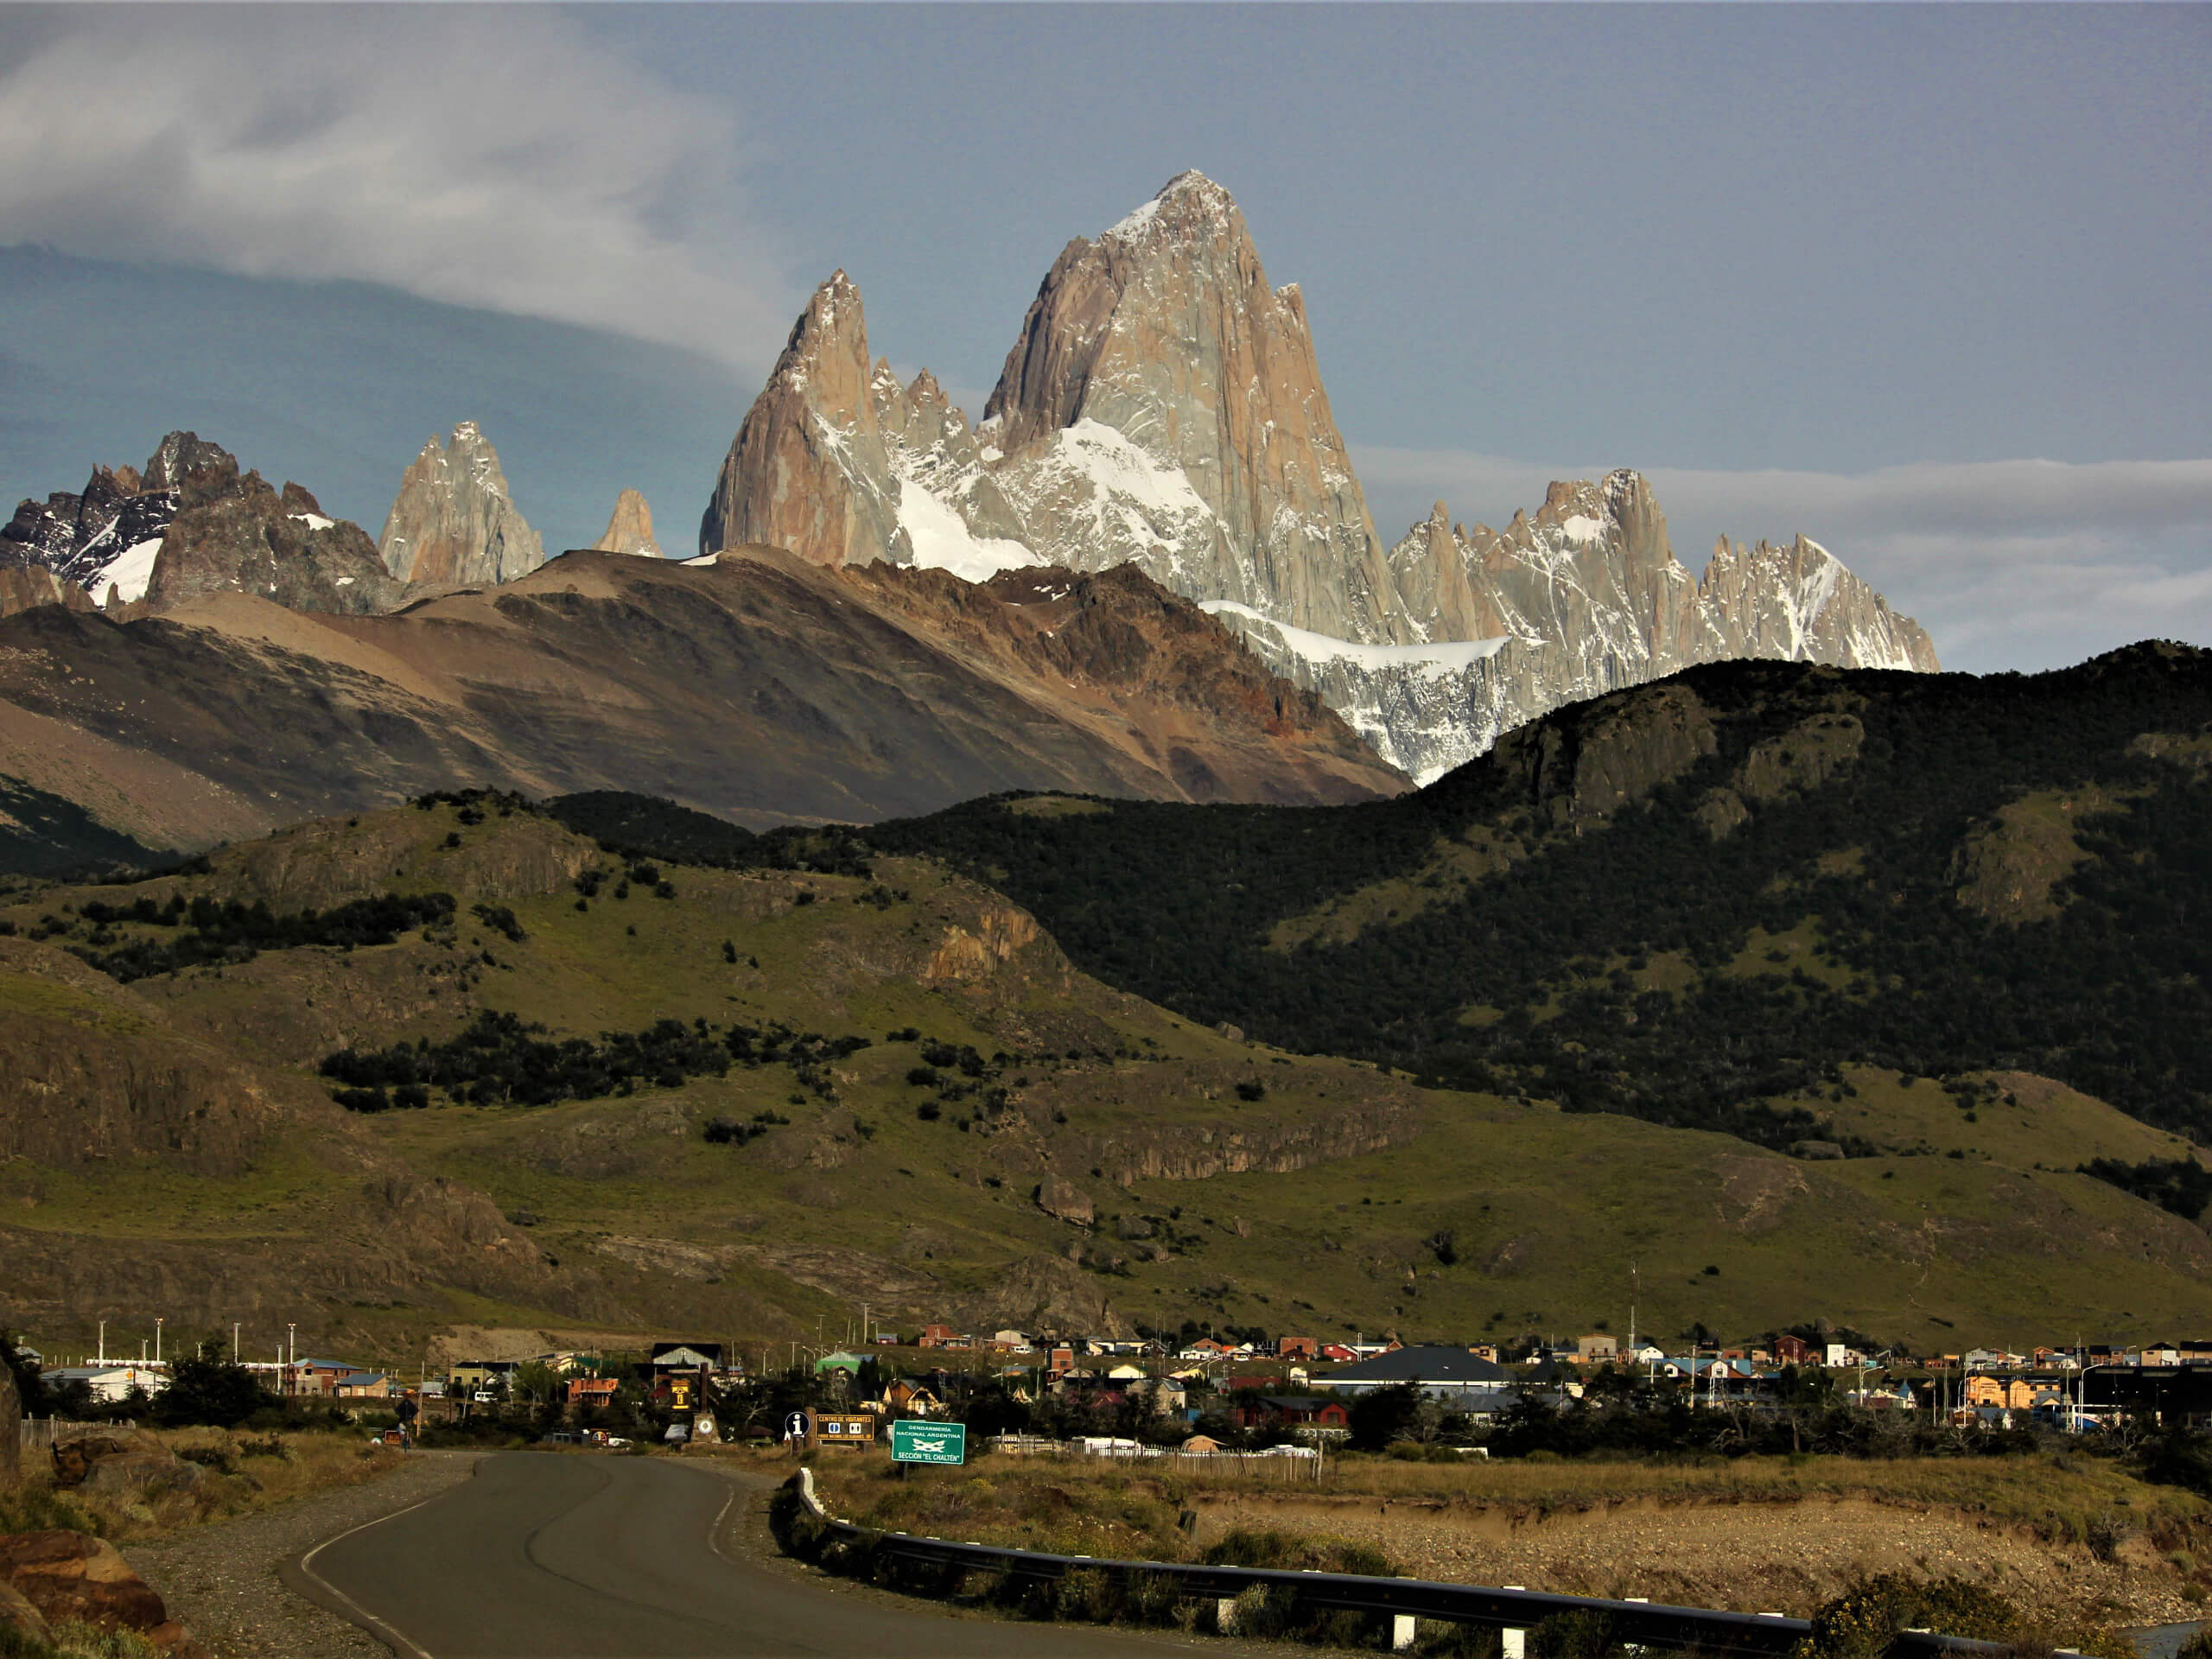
[1322,1345,1516,1408]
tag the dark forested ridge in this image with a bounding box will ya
[866,644,2212,1149]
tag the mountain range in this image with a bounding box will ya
[702,170,1937,781]
[0,171,1937,856]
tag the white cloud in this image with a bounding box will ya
[1357,447,2212,673]
[0,10,794,372]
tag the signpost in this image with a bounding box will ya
[889,1420,966,1466]
[783,1408,813,1453]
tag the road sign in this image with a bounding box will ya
[783,1408,813,1443]
[889,1420,966,1465]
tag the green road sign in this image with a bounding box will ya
[889,1420,966,1465]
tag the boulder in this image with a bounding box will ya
[51,1432,198,1497]
[1033,1177,1095,1227]
[0,1529,204,1654]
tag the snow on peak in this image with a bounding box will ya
[1104,169,1235,245]
[1104,196,1162,243]
[1558,514,1608,547]
[894,478,1039,584]
[289,512,335,531]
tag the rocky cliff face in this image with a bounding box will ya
[146,475,404,615]
[592,488,663,557]
[699,273,906,570]
[703,175,1939,781]
[0,566,93,620]
[378,421,544,586]
[3,433,404,617]
[0,432,225,605]
[703,175,1396,637]
[1218,470,1940,782]
[980,171,1398,639]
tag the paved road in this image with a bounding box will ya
[295,1451,1207,1658]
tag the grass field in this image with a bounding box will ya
[4,798,2210,1359]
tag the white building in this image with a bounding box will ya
[43,1365,167,1403]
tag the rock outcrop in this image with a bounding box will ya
[0,1530,203,1655]
[702,173,1940,781]
[146,474,403,615]
[0,564,94,620]
[378,421,544,586]
[702,175,1395,633]
[0,431,221,604]
[3,434,404,616]
[700,273,906,570]
[592,488,663,557]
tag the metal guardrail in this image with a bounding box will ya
[789,1471,2012,1656]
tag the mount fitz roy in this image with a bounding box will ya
[0,169,1938,806]
[705,170,1938,781]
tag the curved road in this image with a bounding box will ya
[295,1451,1203,1657]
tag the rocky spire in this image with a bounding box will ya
[593,489,663,557]
[981,170,1400,642]
[698,270,903,565]
[378,421,544,586]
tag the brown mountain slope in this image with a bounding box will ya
[0,547,1403,853]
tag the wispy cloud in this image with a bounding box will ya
[1357,448,2212,673]
[0,10,794,373]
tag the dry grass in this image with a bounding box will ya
[0,1428,405,1544]
[813,1446,2212,1561]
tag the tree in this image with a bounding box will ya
[1346,1382,1429,1450]
[154,1338,272,1427]
[0,1329,48,1415]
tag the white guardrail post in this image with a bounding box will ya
[1503,1586,1529,1659]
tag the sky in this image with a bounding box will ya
[0,3,2205,673]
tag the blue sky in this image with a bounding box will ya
[0,3,2206,672]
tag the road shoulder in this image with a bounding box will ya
[125,1450,481,1659]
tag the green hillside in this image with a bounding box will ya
[2,785,2207,1361]
[864,645,2212,1154]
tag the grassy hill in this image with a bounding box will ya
[864,645,2212,1158]
[2,785,2207,1363]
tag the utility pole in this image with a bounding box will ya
[232,1323,240,1363]
[97,1320,105,1367]
[1627,1259,1638,1363]
[155,1318,163,1366]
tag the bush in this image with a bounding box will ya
[1795,1576,2021,1659]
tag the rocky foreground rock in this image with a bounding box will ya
[0,1529,207,1655]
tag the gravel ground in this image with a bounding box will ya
[124,1451,482,1659]
[1197,1491,2196,1627]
